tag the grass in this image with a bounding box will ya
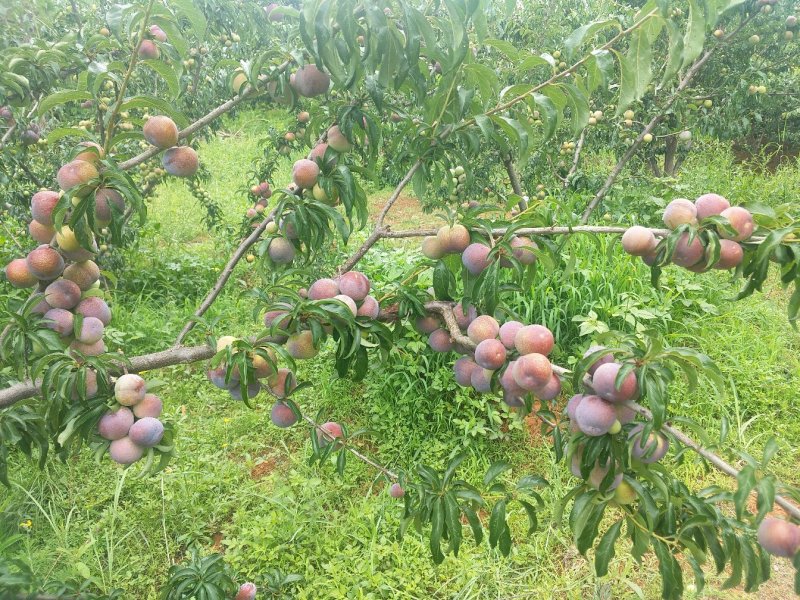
[3,108,800,598]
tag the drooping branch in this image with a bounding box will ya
[174,209,277,345]
[580,12,759,223]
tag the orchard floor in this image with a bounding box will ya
[5,110,800,599]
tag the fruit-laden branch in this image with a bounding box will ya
[0,100,40,149]
[174,209,278,345]
[381,225,673,239]
[2,299,798,519]
[336,159,424,275]
[426,301,800,521]
[116,62,291,171]
[580,11,759,223]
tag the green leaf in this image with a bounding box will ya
[564,19,620,59]
[444,492,463,556]
[681,0,706,69]
[488,499,507,549]
[483,461,511,487]
[653,539,683,599]
[430,498,445,564]
[120,96,189,129]
[140,59,180,98]
[38,90,93,115]
[595,520,622,577]
[171,0,207,40]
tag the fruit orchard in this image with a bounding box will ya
[1,0,800,598]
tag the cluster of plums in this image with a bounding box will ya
[246,181,272,219]
[418,308,561,406]
[137,24,168,60]
[143,115,199,177]
[621,193,752,271]
[97,374,165,465]
[421,225,538,274]
[5,188,113,360]
[565,348,668,501]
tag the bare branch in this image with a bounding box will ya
[174,209,277,345]
[502,155,527,211]
[564,129,586,188]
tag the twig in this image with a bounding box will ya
[502,155,527,211]
[336,159,422,275]
[174,209,277,345]
[301,414,398,480]
[564,129,586,187]
[580,11,759,223]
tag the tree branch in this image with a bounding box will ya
[174,209,277,345]
[580,12,759,223]
[502,155,527,211]
[564,129,586,188]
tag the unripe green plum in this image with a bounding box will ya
[613,480,637,504]
[422,236,445,259]
[115,374,147,406]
